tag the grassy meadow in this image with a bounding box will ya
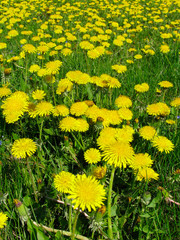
[0,0,180,239]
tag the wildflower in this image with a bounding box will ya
[56,78,73,94]
[97,127,117,150]
[160,44,170,53]
[112,64,127,74]
[158,81,173,88]
[70,102,88,116]
[27,103,37,118]
[115,95,132,108]
[115,126,134,143]
[11,138,37,158]
[102,141,134,168]
[84,148,101,164]
[76,118,89,132]
[130,153,153,170]
[35,101,53,116]
[134,54,142,59]
[54,171,75,193]
[118,108,133,120]
[61,48,72,56]
[67,174,106,212]
[0,212,8,229]
[4,68,11,76]
[23,44,36,53]
[44,75,55,84]
[151,136,174,153]
[93,166,107,179]
[147,102,170,116]
[135,168,159,181]
[29,64,41,73]
[45,60,62,75]
[0,43,7,49]
[1,91,29,123]
[59,117,78,132]
[166,119,175,125]
[170,97,180,107]
[52,105,69,117]
[32,90,46,100]
[139,126,156,140]
[0,86,11,98]
[79,41,94,50]
[134,83,149,92]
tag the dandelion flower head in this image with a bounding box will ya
[147,102,170,116]
[32,90,46,100]
[115,95,132,108]
[84,148,101,164]
[11,138,37,158]
[135,168,159,181]
[130,153,153,170]
[170,97,180,107]
[54,171,75,193]
[158,81,173,88]
[139,126,156,140]
[67,174,106,212]
[151,136,174,153]
[0,212,8,229]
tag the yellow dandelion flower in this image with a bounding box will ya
[93,166,107,179]
[147,102,170,116]
[1,91,29,123]
[75,118,89,132]
[166,119,175,125]
[32,90,46,100]
[0,42,7,49]
[134,83,149,93]
[158,81,173,88]
[102,141,134,168]
[35,101,54,116]
[170,97,180,107]
[56,78,73,95]
[11,138,37,158]
[115,126,134,143]
[160,44,170,53]
[115,95,132,108]
[67,174,106,212]
[118,108,133,120]
[0,86,11,98]
[59,117,78,132]
[70,102,88,116]
[130,153,153,170]
[27,102,37,118]
[61,48,72,56]
[84,148,101,164]
[29,64,40,73]
[0,212,8,229]
[97,127,117,150]
[135,168,159,181]
[112,64,127,74]
[45,60,62,75]
[22,44,36,53]
[134,54,142,59]
[54,171,75,193]
[139,126,156,140]
[151,136,174,153]
[52,105,69,117]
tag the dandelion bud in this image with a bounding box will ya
[93,166,107,179]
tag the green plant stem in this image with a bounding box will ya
[39,119,44,141]
[31,220,88,240]
[26,157,38,202]
[71,208,80,240]
[107,166,116,240]
[69,201,72,232]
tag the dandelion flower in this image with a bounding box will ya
[23,44,36,53]
[160,44,170,53]
[130,153,153,170]
[70,102,88,116]
[134,54,142,59]
[112,64,127,74]
[1,91,29,123]
[84,148,101,164]
[115,126,134,143]
[29,64,40,73]
[45,60,62,75]
[35,101,53,116]
[170,97,180,107]
[93,166,107,179]
[59,117,78,132]
[158,81,173,88]
[52,105,69,117]
[139,126,156,140]
[166,119,175,125]
[67,174,106,212]
[151,136,174,153]
[102,141,134,168]
[0,212,8,229]
[0,86,11,98]
[32,90,46,100]
[75,118,89,132]
[118,108,133,120]
[147,102,170,116]
[56,78,73,94]
[97,127,117,150]
[134,83,149,93]
[135,168,159,181]
[115,95,132,108]
[12,138,37,158]
[54,171,75,193]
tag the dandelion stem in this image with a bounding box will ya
[71,132,85,150]
[69,201,72,232]
[71,207,80,240]
[107,166,116,239]
[39,119,44,141]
